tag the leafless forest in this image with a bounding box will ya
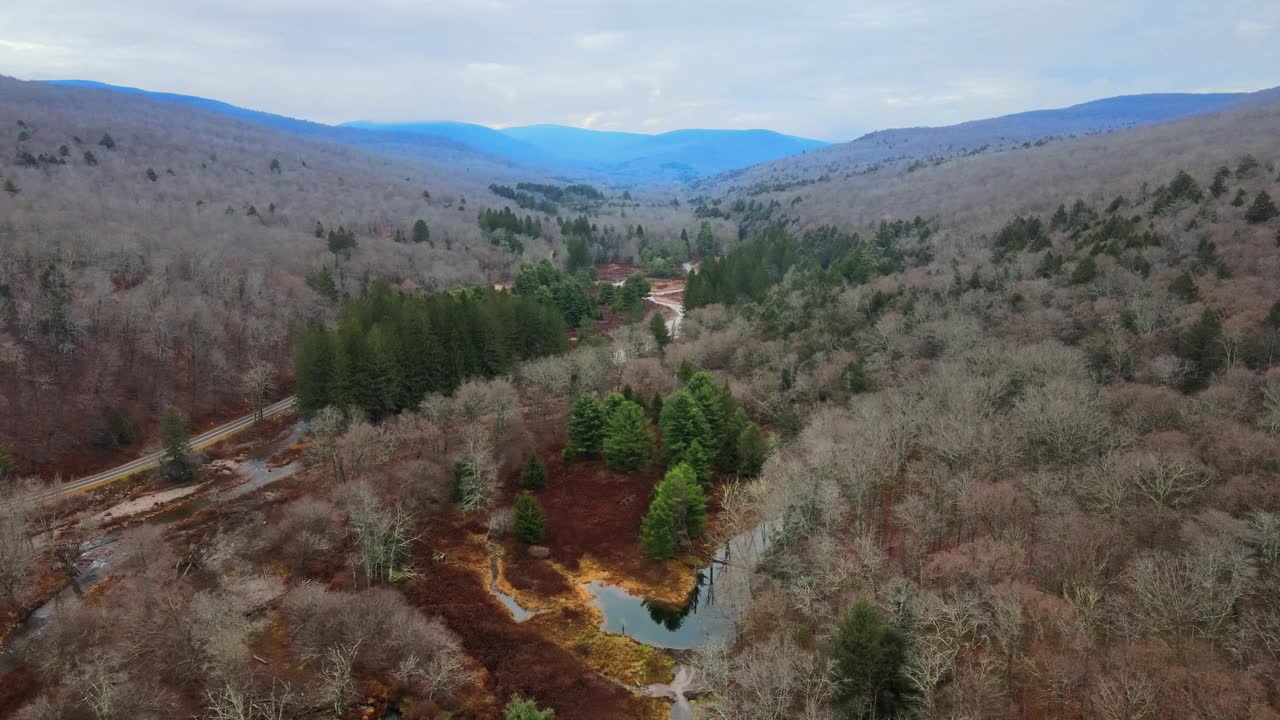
[0,76,716,473]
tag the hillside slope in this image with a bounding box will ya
[0,75,538,473]
[704,91,1248,196]
[702,88,1280,236]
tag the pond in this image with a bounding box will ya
[584,523,772,650]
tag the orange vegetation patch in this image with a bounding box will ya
[595,262,643,283]
[405,514,662,720]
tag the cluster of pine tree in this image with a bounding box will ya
[296,280,569,420]
[659,369,766,484]
[562,390,655,471]
[596,273,651,317]
[477,206,544,237]
[554,366,769,560]
[488,184,559,215]
[511,259,595,327]
[685,220,929,310]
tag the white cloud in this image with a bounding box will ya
[1234,19,1271,40]
[0,0,1276,140]
[574,31,622,50]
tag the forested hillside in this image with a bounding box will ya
[699,89,1278,236]
[663,106,1280,718]
[0,76,724,473]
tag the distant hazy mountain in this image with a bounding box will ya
[43,81,1246,187]
[46,80,521,170]
[347,121,829,180]
[341,120,559,167]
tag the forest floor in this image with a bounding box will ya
[3,406,707,720]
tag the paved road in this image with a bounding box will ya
[33,396,297,501]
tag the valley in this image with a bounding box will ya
[2,43,1280,720]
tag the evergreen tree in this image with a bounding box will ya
[639,497,675,560]
[1209,166,1230,198]
[295,329,334,418]
[565,235,592,274]
[1246,191,1279,224]
[640,464,707,560]
[696,221,717,256]
[716,389,747,472]
[305,265,339,301]
[513,494,545,545]
[736,422,768,477]
[1267,300,1280,331]
[686,372,726,453]
[842,357,870,395]
[1168,272,1199,302]
[1069,256,1097,285]
[603,400,653,472]
[563,394,605,461]
[682,439,712,486]
[649,392,664,423]
[649,312,670,354]
[677,359,695,384]
[412,218,431,244]
[159,403,196,483]
[658,390,711,468]
[98,132,115,150]
[1177,307,1225,392]
[521,453,547,491]
[831,598,916,719]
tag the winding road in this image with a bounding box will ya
[34,396,297,501]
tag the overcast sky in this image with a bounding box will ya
[1,1,1277,141]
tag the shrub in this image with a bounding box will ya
[505,696,555,720]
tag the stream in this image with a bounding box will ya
[0,420,308,672]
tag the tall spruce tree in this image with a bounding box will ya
[640,464,707,560]
[563,394,605,461]
[831,598,916,719]
[736,422,768,478]
[658,390,711,468]
[603,399,653,472]
[513,494,545,545]
[1177,307,1225,392]
[649,312,670,355]
[521,453,547,491]
[159,403,196,483]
